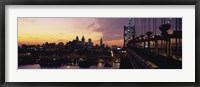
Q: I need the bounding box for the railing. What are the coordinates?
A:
[126,47,152,69]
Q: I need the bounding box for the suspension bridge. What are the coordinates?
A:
[120,18,182,69]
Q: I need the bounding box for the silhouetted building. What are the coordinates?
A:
[88,38,92,44]
[81,36,85,43]
[58,42,64,46]
[76,36,79,41]
[88,38,93,46]
[100,38,103,46]
[88,38,93,49]
[100,38,105,48]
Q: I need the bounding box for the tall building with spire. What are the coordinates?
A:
[81,36,85,43]
[76,36,79,41]
[81,36,85,46]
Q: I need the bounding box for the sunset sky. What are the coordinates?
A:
[18,18,181,47]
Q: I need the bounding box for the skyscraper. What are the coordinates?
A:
[100,38,103,46]
[100,38,105,48]
[81,36,85,43]
[88,38,93,49]
[88,38,92,45]
[76,36,79,41]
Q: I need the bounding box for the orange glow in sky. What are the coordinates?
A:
[18,18,124,47]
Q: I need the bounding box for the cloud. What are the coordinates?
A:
[88,22,101,29]
[91,18,128,41]
[88,22,95,28]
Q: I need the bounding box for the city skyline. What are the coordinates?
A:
[18,18,125,47]
[18,18,182,69]
[18,18,181,47]
[19,35,120,48]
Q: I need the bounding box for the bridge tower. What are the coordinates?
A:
[124,18,136,47]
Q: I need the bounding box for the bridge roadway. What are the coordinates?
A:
[120,47,151,69]
[120,47,182,69]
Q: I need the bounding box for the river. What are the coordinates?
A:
[18,63,120,69]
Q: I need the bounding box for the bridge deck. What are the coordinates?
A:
[121,47,182,69]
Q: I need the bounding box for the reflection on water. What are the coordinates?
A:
[18,63,120,69]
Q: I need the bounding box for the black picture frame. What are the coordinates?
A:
[0,0,199,87]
